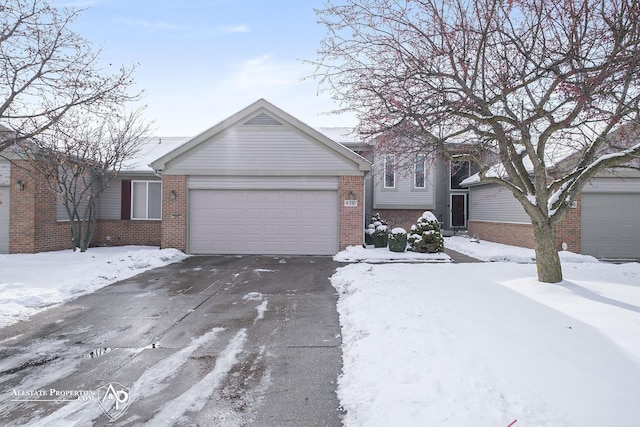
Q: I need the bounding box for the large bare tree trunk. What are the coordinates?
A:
[532,220,563,283]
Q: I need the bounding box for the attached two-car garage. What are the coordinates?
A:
[151,99,370,256]
[189,188,338,255]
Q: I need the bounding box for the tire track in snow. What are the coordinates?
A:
[145,329,248,426]
[28,328,224,426]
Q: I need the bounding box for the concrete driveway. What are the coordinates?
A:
[0,256,344,426]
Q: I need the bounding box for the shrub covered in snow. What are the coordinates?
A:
[388,227,407,253]
[365,224,375,245]
[372,224,389,248]
[366,213,389,247]
[408,211,444,253]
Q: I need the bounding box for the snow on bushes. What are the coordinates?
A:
[408,211,445,253]
[388,228,407,252]
[366,213,389,248]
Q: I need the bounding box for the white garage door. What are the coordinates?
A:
[189,189,338,255]
[582,193,640,259]
[0,186,9,253]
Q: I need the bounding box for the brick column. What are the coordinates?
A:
[161,175,188,252]
[9,161,36,253]
[338,175,365,250]
[555,194,582,252]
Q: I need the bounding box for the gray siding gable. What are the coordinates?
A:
[166,121,360,176]
[151,99,371,176]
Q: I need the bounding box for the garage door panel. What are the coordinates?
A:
[582,193,640,259]
[189,189,338,255]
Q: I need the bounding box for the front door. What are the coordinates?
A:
[451,194,467,228]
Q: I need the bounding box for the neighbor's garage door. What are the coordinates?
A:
[189,189,338,255]
[582,193,640,259]
[0,186,9,253]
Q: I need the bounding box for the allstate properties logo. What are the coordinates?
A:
[97,382,130,421]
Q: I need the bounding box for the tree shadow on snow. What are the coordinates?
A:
[558,280,640,314]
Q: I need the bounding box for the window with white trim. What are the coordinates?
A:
[132,181,162,219]
[384,154,395,188]
[415,155,426,188]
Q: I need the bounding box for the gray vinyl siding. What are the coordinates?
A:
[434,158,450,224]
[166,125,357,176]
[468,184,531,224]
[582,177,640,193]
[372,154,436,209]
[188,176,339,190]
[0,159,10,186]
[98,178,123,220]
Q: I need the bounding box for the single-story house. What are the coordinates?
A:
[0,99,371,255]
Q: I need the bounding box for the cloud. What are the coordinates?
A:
[115,18,249,36]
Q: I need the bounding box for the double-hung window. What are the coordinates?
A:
[132,181,162,220]
[384,154,395,188]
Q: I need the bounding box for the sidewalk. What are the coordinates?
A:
[444,248,483,263]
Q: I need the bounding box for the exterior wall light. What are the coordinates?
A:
[169,189,177,200]
[16,180,25,191]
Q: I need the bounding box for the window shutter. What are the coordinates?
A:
[121,180,131,220]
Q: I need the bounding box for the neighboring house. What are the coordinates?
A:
[462,164,640,260]
[0,137,187,254]
[0,99,370,255]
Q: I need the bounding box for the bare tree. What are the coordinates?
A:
[0,0,138,151]
[314,0,640,283]
[22,108,150,252]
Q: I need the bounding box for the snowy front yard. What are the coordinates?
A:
[332,237,640,426]
[0,246,187,328]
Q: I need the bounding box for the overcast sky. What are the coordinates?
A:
[61,0,355,136]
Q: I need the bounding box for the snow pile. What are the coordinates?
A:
[445,235,599,263]
[334,245,451,263]
[0,246,187,328]
[332,261,640,426]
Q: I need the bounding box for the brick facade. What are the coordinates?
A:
[93,220,161,247]
[467,220,536,248]
[468,196,583,252]
[339,175,365,250]
[371,209,427,233]
[160,175,188,252]
[9,160,69,253]
[7,160,164,254]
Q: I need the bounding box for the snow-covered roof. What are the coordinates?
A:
[122,137,189,173]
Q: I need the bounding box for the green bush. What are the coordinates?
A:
[408,211,445,253]
[365,224,375,245]
[372,225,389,248]
[388,228,407,252]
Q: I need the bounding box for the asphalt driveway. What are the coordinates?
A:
[0,256,344,426]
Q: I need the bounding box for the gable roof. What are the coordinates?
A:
[150,99,371,173]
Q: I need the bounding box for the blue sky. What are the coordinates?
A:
[61,0,354,136]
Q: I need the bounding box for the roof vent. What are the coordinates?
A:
[243,112,283,126]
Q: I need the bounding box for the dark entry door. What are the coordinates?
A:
[451,194,466,227]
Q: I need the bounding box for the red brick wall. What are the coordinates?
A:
[467,220,536,249]
[555,194,582,253]
[339,176,365,249]
[160,175,187,252]
[371,209,427,233]
[9,160,67,253]
[9,160,37,253]
[93,220,161,247]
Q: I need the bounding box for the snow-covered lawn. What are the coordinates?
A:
[0,246,187,328]
[332,239,640,426]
